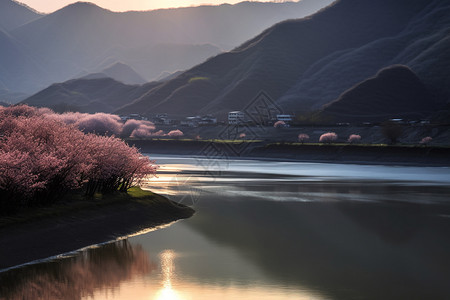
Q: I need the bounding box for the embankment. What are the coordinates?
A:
[129,139,450,166]
[0,191,194,270]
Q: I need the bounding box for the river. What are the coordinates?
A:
[1,155,450,299]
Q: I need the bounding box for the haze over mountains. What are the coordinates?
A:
[79,62,147,85]
[23,77,160,113]
[113,0,450,121]
[0,0,331,101]
[0,0,41,31]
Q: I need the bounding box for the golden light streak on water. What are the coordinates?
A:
[155,250,184,300]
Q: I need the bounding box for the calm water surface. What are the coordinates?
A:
[1,155,450,299]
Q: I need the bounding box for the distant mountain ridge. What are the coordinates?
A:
[0,0,41,31]
[80,62,147,85]
[22,77,161,113]
[2,0,331,96]
[116,0,450,120]
[19,0,450,123]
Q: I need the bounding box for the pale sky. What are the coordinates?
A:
[20,0,284,13]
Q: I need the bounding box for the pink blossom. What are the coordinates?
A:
[420,136,432,145]
[130,125,159,138]
[319,132,338,143]
[168,129,184,137]
[0,105,158,206]
[348,134,361,144]
[298,134,309,143]
[274,121,286,128]
[122,120,155,138]
[75,113,122,136]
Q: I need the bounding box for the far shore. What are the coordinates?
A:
[0,189,194,271]
[128,139,450,167]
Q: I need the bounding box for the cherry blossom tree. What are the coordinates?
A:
[0,105,158,209]
[168,129,184,138]
[420,136,432,145]
[75,113,123,136]
[274,121,286,128]
[298,134,309,144]
[348,134,361,144]
[319,132,338,143]
[122,120,155,138]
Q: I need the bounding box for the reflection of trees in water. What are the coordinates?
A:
[0,240,155,300]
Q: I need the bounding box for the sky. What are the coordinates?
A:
[20,0,284,13]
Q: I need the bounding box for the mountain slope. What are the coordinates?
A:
[81,62,147,85]
[0,28,48,95]
[8,0,331,94]
[317,65,435,122]
[278,0,450,112]
[117,0,440,117]
[0,0,42,31]
[22,78,162,113]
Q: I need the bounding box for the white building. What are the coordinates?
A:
[228,111,246,125]
[276,114,295,123]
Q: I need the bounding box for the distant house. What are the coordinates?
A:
[182,116,201,127]
[181,115,218,127]
[201,115,217,125]
[228,111,246,125]
[120,113,146,121]
[276,114,294,123]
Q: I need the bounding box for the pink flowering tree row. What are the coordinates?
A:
[0,105,157,210]
[41,110,178,138]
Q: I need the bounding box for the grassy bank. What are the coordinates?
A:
[0,188,194,270]
[0,187,192,228]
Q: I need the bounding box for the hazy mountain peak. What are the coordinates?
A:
[57,1,109,14]
[101,62,147,85]
[0,0,42,31]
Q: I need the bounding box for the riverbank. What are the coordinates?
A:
[0,188,194,270]
[128,139,450,167]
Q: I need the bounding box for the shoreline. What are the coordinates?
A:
[129,139,450,167]
[0,191,194,271]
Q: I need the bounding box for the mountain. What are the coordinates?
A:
[115,43,223,82]
[7,0,331,95]
[317,65,435,123]
[117,0,449,118]
[80,62,147,85]
[0,28,48,96]
[21,78,162,113]
[278,0,450,113]
[0,0,42,32]
[432,102,450,125]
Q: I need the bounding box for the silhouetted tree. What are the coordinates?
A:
[382,121,403,144]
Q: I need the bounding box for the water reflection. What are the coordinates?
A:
[0,241,154,300]
[156,250,182,300]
